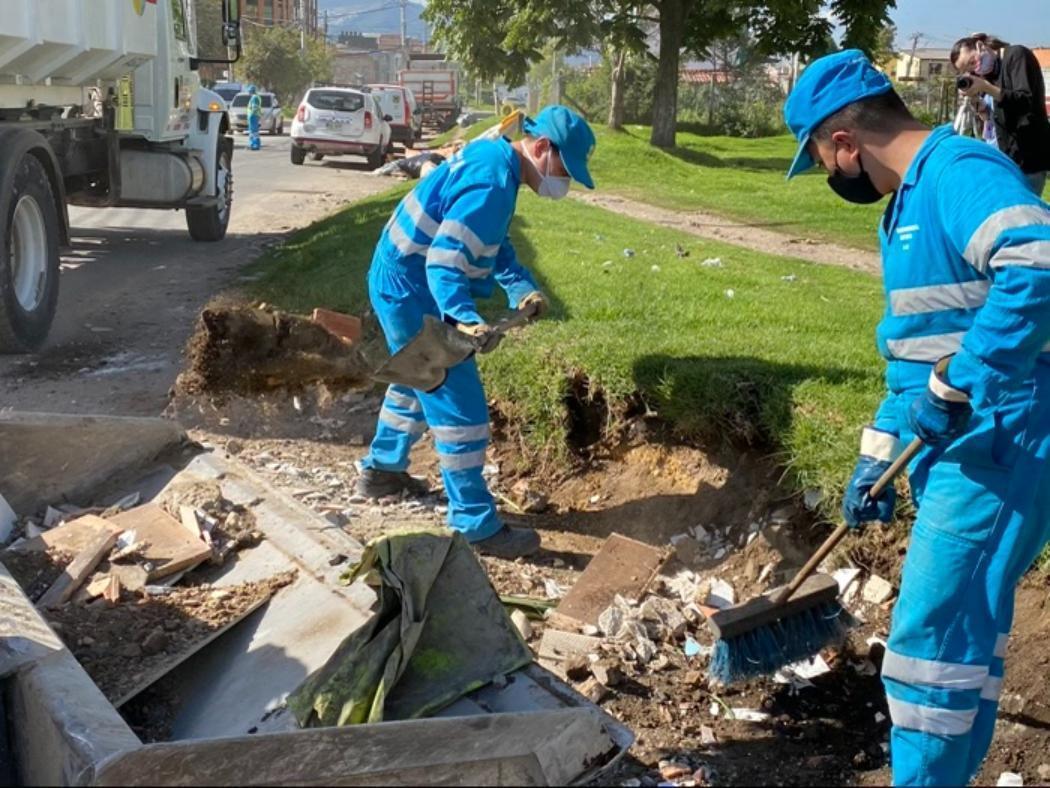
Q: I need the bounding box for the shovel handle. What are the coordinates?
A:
[770,437,924,606]
[492,308,535,335]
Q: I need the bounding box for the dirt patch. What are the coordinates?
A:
[573,192,882,276]
[174,304,375,398]
[45,572,295,705]
[1,549,76,602]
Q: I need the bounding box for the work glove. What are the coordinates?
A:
[907,356,973,446]
[458,322,502,354]
[842,427,900,528]
[519,291,549,319]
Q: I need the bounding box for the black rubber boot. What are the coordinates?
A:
[473,526,541,559]
[354,468,431,499]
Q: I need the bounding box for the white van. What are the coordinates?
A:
[367,84,421,144]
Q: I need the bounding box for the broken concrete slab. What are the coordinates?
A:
[37,527,120,608]
[537,629,602,678]
[6,514,122,556]
[862,575,895,605]
[549,534,666,630]
[0,412,186,517]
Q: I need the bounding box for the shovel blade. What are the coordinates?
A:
[372,315,476,392]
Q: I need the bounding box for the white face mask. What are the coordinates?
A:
[525,141,571,200]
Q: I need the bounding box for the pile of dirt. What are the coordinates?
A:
[2,548,76,602]
[46,572,295,704]
[174,304,374,397]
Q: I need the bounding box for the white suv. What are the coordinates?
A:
[290,87,392,168]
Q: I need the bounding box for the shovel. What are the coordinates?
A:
[372,309,534,392]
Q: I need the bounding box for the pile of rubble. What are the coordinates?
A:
[0,482,289,710]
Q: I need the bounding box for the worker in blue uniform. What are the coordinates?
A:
[247,85,262,151]
[355,105,597,559]
[785,50,1050,786]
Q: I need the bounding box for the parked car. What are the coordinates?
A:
[366,83,421,144]
[229,91,284,135]
[212,81,243,110]
[290,87,392,168]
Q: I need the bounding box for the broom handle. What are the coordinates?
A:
[771,437,924,606]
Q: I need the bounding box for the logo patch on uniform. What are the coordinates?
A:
[896,223,920,252]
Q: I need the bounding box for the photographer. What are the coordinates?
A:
[951,33,1050,194]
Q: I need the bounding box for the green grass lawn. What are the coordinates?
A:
[250,185,887,511]
[424,114,502,148]
[588,125,887,251]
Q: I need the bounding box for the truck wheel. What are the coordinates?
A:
[291,144,306,165]
[367,146,384,169]
[186,145,232,242]
[0,152,61,353]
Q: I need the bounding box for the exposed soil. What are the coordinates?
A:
[45,572,295,705]
[1,549,76,603]
[572,192,882,276]
[174,304,375,397]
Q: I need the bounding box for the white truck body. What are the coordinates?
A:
[0,0,241,353]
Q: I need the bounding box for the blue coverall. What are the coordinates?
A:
[859,125,1050,785]
[362,137,539,541]
[248,93,262,150]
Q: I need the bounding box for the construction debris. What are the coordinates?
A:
[37,527,120,608]
[550,534,665,629]
[510,609,533,640]
[862,575,895,605]
[107,505,212,581]
[0,492,16,542]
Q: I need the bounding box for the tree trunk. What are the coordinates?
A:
[608,49,626,129]
[650,0,686,148]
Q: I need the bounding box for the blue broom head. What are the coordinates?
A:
[708,600,852,685]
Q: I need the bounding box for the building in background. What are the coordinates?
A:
[895,48,952,82]
[239,0,319,34]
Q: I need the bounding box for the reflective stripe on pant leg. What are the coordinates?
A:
[416,358,501,542]
[363,385,427,472]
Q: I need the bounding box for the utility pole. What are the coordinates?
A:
[297,0,305,52]
[400,0,409,72]
[551,47,560,105]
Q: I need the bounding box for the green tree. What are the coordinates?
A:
[425,0,897,148]
[240,25,332,105]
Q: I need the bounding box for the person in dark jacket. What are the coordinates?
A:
[951,33,1050,195]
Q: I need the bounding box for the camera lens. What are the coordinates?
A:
[957,76,973,90]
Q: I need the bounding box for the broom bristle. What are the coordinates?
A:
[707,601,852,685]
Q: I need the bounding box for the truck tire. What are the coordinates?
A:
[0,152,61,353]
[291,144,306,165]
[186,144,233,242]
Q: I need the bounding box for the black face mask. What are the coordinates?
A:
[827,159,885,204]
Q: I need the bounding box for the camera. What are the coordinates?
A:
[957,75,974,90]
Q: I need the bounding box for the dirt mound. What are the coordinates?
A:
[175,305,375,397]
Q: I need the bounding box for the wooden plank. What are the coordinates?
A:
[106,505,211,581]
[8,514,122,555]
[37,529,120,608]
[113,593,273,708]
[549,533,666,629]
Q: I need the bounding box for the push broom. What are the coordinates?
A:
[706,437,923,684]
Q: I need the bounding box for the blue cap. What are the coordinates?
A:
[247,84,257,94]
[523,105,596,189]
[784,49,893,179]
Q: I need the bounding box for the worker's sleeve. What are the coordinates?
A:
[425,181,514,326]
[858,391,904,461]
[937,153,1050,411]
[997,47,1040,115]
[492,236,540,309]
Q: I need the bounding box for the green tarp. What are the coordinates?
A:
[288,530,533,727]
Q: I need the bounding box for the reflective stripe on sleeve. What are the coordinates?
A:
[426,246,492,279]
[437,219,500,260]
[988,240,1050,270]
[860,427,903,462]
[964,205,1050,273]
[387,219,429,257]
[403,192,440,238]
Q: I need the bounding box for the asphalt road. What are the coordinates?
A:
[0,136,392,417]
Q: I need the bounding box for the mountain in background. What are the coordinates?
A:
[318,0,428,40]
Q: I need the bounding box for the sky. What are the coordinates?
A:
[889,0,1050,51]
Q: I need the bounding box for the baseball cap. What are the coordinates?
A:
[784,49,893,179]
[523,105,596,189]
